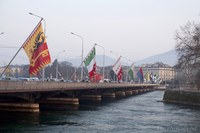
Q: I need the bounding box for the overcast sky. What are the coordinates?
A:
[0,0,200,66]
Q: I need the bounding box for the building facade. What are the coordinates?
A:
[142,67,175,81]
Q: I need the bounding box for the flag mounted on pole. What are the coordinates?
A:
[144,71,150,83]
[84,46,96,82]
[23,20,51,76]
[137,67,144,83]
[112,56,122,81]
[128,63,134,81]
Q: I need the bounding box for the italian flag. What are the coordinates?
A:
[84,46,96,81]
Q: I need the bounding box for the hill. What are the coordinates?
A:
[0,49,178,67]
[135,50,177,67]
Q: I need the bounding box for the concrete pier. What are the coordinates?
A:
[0,103,39,112]
[39,98,79,105]
[115,91,125,98]
[125,91,133,96]
[79,95,101,103]
[101,93,115,100]
[138,89,144,94]
[132,90,139,95]
[39,98,79,110]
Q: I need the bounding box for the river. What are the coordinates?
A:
[0,91,200,133]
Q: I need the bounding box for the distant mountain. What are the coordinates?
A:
[0,49,178,67]
[135,49,178,67]
[68,50,178,67]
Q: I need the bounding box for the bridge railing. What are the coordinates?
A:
[0,81,157,93]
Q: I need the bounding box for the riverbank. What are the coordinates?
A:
[163,89,200,107]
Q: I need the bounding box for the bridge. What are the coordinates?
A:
[0,81,158,112]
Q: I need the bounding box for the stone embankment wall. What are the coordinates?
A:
[163,89,200,107]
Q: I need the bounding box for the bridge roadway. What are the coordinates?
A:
[0,81,158,93]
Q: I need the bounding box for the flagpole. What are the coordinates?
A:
[110,51,119,82]
[122,56,133,82]
[95,43,105,80]
[0,19,43,78]
[70,32,84,81]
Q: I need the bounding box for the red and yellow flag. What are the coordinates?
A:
[23,22,51,76]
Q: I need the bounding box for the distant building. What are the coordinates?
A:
[142,67,175,81]
[0,65,22,77]
[135,62,175,82]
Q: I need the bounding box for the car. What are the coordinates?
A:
[99,79,111,83]
[18,77,30,81]
[103,79,111,83]
[0,77,17,81]
[29,77,39,81]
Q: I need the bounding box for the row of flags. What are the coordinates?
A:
[19,19,160,83]
[82,46,160,83]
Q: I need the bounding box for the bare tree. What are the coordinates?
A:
[175,20,200,86]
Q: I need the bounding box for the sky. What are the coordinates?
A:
[0,0,200,66]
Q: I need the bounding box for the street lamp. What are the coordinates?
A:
[29,12,46,81]
[70,32,84,81]
[95,43,105,80]
[110,51,119,57]
[56,50,66,79]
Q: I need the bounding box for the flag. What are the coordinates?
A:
[112,56,122,81]
[23,21,51,76]
[153,74,159,83]
[128,63,134,80]
[150,73,153,82]
[84,46,96,81]
[144,71,150,82]
[137,67,144,82]
[94,73,103,82]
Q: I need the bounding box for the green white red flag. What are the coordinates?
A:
[112,56,122,81]
[84,46,96,82]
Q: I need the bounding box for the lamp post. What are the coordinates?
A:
[70,32,84,81]
[29,12,46,81]
[56,50,66,79]
[110,51,119,57]
[95,43,105,80]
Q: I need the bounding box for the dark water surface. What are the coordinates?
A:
[0,91,200,133]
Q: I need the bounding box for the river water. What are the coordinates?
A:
[0,91,200,133]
